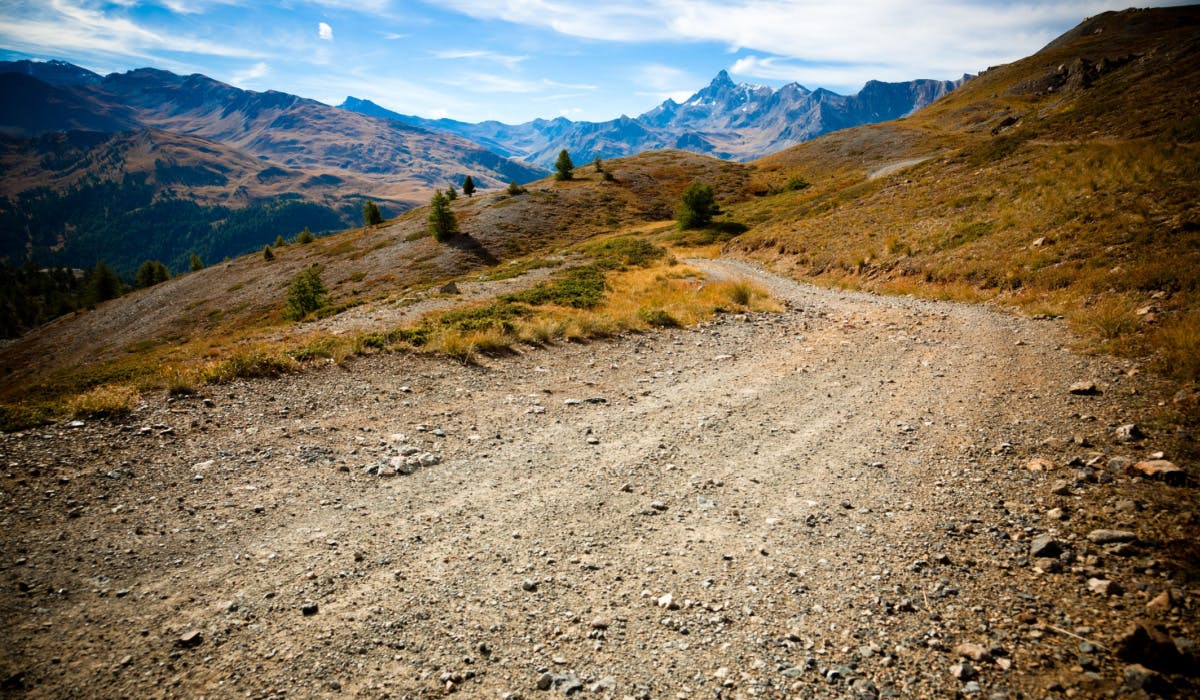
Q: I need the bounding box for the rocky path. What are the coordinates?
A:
[1,259,1195,699]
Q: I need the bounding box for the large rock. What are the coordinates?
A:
[1029,535,1063,559]
[1127,460,1185,485]
[1114,620,1187,673]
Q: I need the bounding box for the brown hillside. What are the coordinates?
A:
[729,5,1200,388]
[0,150,750,413]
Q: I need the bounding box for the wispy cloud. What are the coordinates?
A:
[436,0,1151,87]
[318,22,334,41]
[432,49,527,70]
[0,0,264,63]
[440,72,595,95]
[631,63,696,103]
[230,61,270,86]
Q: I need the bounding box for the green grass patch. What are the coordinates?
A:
[503,265,608,309]
[582,237,667,269]
[481,258,561,281]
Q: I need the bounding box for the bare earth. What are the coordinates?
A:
[2,260,1195,699]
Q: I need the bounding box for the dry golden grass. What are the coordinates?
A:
[1153,311,1200,382]
[68,384,140,419]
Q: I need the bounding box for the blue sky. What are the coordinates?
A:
[0,1,1187,124]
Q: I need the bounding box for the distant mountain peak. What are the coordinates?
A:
[0,58,102,87]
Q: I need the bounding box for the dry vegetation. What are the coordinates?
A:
[726,7,1200,395]
[1,7,1196,446]
[0,152,768,430]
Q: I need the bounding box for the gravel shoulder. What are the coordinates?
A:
[1,259,1195,699]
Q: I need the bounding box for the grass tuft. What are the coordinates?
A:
[68,384,140,419]
[200,351,296,384]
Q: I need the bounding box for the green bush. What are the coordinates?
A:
[639,308,680,327]
[284,266,328,320]
[503,265,607,308]
[676,181,720,230]
[584,237,666,268]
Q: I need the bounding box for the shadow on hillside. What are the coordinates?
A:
[447,233,498,266]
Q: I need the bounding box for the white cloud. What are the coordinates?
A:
[0,0,265,63]
[230,61,270,86]
[432,49,528,70]
[440,73,596,95]
[318,22,334,41]
[437,0,1154,85]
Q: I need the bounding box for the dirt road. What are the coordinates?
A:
[1,259,1194,699]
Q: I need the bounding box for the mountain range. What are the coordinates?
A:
[341,70,968,166]
[0,58,963,280]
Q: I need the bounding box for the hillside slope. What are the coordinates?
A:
[0,149,747,403]
[0,65,547,279]
[728,5,1200,384]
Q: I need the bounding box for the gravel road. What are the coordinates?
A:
[2,260,1195,699]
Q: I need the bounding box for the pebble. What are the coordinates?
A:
[177,630,203,648]
[1029,535,1062,559]
[954,642,991,662]
[950,661,977,681]
[1086,578,1123,596]
[301,602,319,616]
[1146,590,1173,615]
[1086,529,1135,544]
[1068,381,1098,395]
[521,579,538,592]
[1113,424,1144,442]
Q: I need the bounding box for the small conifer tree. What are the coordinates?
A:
[676,181,720,230]
[363,200,383,226]
[135,260,170,288]
[263,245,275,261]
[87,260,123,304]
[284,265,328,320]
[274,235,286,248]
[296,227,315,244]
[594,156,603,172]
[507,180,526,195]
[554,149,574,181]
[446,184,457,201]
[189,253,204,271]
[428,190,459,242]
[462,175,476,197]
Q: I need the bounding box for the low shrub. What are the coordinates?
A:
[68,384,139,419]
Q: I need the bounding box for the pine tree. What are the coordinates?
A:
[507,180,526,195]
[284,265,328,320]
[462,175,476,197]
[189,253,204,272]
[135,260,170,288]
[446,184,457,201]
[363,200,383,226]
[428,190,459,242]
[274,235,286,248]
[296,227,315,244]
[263,245,275,261]
[554,149,574,181]
[594,156,603,172]
[676,181,720,230]
[86,260,123,304]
